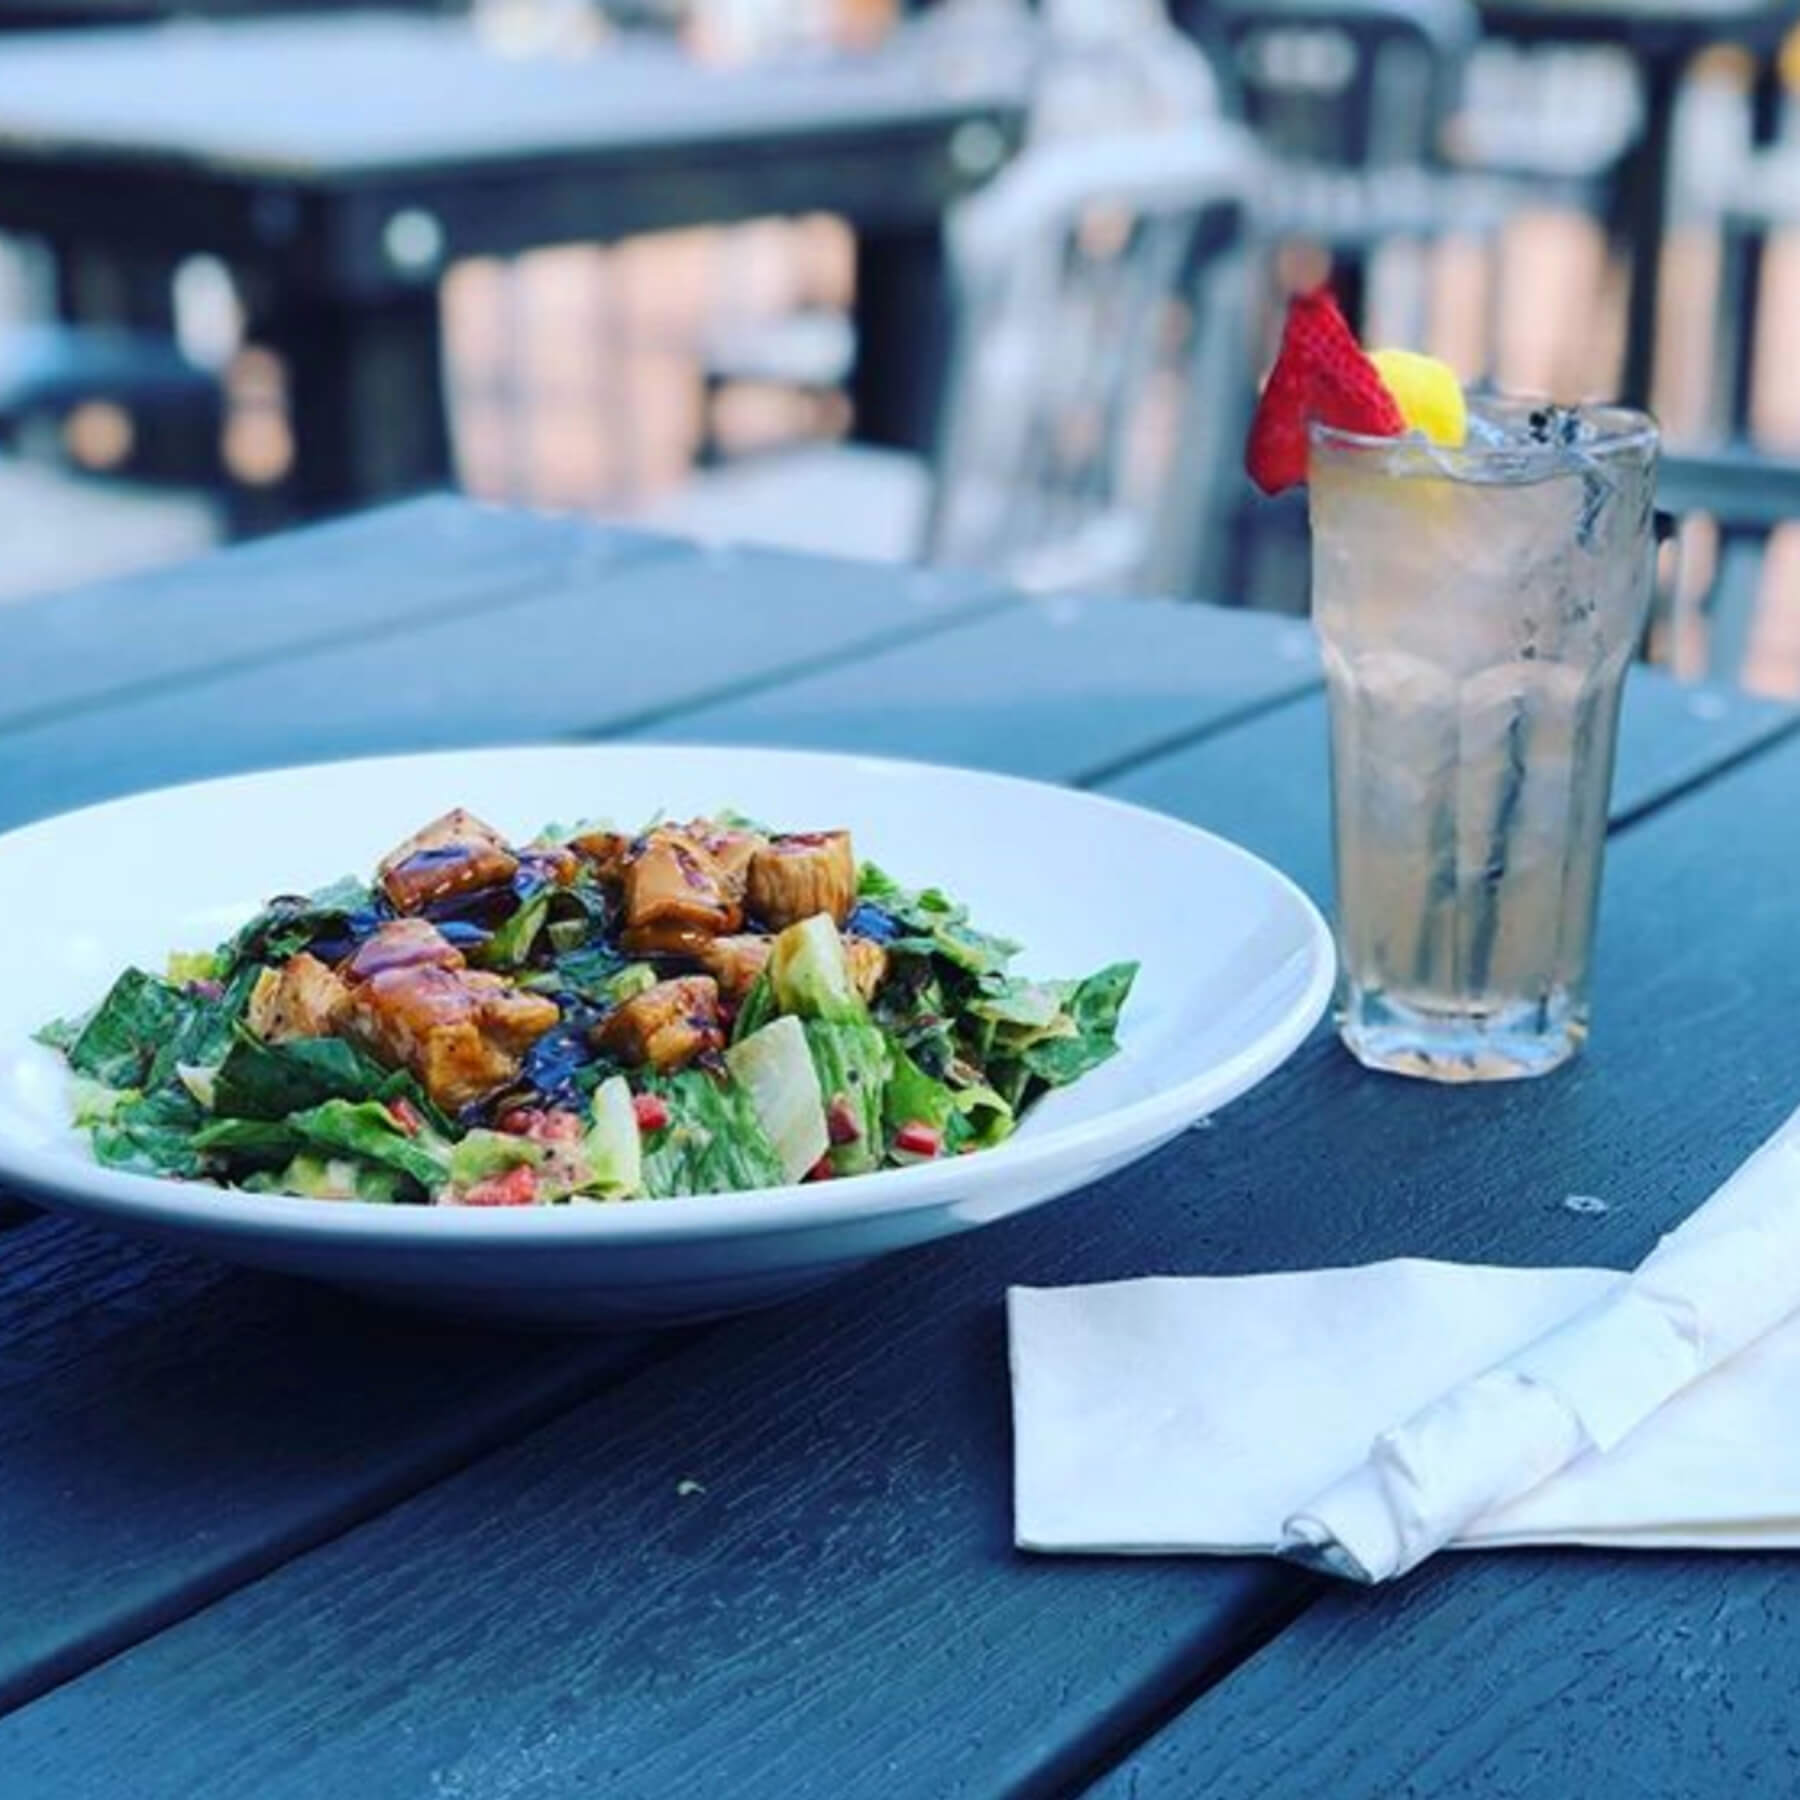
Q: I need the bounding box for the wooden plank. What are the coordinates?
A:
[0,496,675,732]
[1088,724,1800,1800]
[0,1217,671,1716]
[629,595,1320,783]
[1107,669,1800,900]
[0,548,1009,831]
[2,684,1792,1797]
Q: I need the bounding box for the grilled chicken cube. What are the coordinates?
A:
[245,953,351,1043]
[347,964,559,1111]
[620,920,719,959]
[846,935,889,1004]
[746,830,856,929]
[343,917,465,981]
[377,808,519,913]
[568,827,632,888]
[684,820,766,902]
[595,975,724,1073]
[696,933,773,1003]
[517,843,582,889]
[624,828,742,939]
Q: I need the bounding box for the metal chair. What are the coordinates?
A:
[1656,447,1800,687]
[642,121,1260,599]
[1191,0,1481,344]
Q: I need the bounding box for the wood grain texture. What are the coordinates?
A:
[0,1214,675,1715]
[3,683,1793,1799]
[1105,671,1800,904]
[629,594,1320,783]
[0,546,1007,830]
[1091,728,1800,1800]
[0,497,672,733]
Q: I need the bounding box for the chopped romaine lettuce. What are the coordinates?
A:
[218,875,378,974]
[521,943,627,1004]
[730,968,778,1044]
[446,1129,541,1192]
[88,1084,209,1177]
[166,949,221,986]
[769,915,865,1024]
[210,1031,394,1121]
[471,890,550,971]
[726,1016,828,1183]
[250,1153,410,1204]
[803,1019,890,1176]
[1017,962,1137,1086]
[640,1071,787,1198]
[65,968,190,1089]
[582,1076,644,1199]
[856,863,1019,976]
[287,1099,450,1191]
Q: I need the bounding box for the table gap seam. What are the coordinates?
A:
[0,529,687,744]
[1031,1575,1327,1800]
[581,589,1023,743]
[0,1323,714,1722]
[1071,675,1325,790]
[1607,705,1800,834]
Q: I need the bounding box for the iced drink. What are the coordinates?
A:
[1309,401,1658,1080]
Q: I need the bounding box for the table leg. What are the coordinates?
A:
[51,242,220,486]
[851,222,951,455]
[1614,51,1682,412]
[257,284,454,521]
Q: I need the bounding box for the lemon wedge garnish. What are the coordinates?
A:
[1368,349,1467,447]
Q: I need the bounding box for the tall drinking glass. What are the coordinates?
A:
[1309,401,1659,1081]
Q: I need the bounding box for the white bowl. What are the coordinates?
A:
[0,746,1332,1326]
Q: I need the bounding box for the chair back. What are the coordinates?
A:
[1655,449,1800,688]
[1201,0,1476,171]
[923,123,1260,597]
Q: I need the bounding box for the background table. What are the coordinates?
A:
[0,16,1025,516]
[2,501,1799,1795]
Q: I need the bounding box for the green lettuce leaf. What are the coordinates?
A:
[89,1084,209,1177]
[803,1019,890,1176]
[856,863,1018,977]
[640,1071,787,1198]
[211,1030,394,1121]
[470,890,550,972]
[286,1099,449,1191]
[1018,962,1138,1086]
[218,875,376,974]
[64,968,190,1089]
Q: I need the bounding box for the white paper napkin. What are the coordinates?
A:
[1010,1104,1800,1580]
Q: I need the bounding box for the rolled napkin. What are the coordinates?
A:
[1010,1103,1800,1580]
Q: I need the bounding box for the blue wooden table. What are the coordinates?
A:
[2,498,1799,1797]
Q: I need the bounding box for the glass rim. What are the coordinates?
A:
[1308,397,1659,471]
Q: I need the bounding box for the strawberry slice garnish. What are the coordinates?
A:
[1244,288,1405,495]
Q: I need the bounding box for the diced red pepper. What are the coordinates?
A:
[632,1091,671,1133]
[528,1109,584,1144]
[825,1096,862,1146]
[805,1153,836,1182]
[892,1120,942,1159]
[386,1097,425,1137]
[497,1107,540,1136]
[459,1165,538,1207]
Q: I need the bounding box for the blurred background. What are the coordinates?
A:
[3,0,1799,689]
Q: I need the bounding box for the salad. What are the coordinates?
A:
[36,806,1137,1206]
